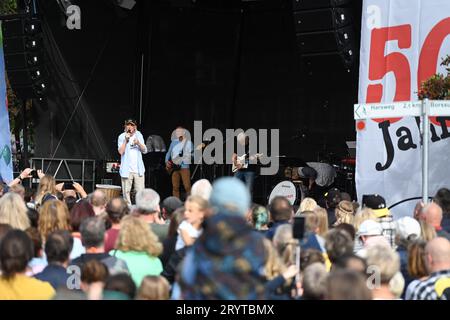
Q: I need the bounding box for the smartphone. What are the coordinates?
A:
[31,170,39,179]
[293,216,305,240]
[63,182,75,190]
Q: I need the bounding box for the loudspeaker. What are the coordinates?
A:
[12,83,47,98]
[303,44,355,70]
[3,35,43,55]
[2,16,48,99]
[1,17,42,36]
[296,25,354,54]
[7,67,48,86]
[294,7,353,32]
[292,0,351,10]
[4,52,44,70]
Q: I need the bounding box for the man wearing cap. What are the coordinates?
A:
[118,119,147,204]
[356,220,384,247]
[362,194,396,248]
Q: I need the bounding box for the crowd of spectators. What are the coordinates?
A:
[0,168,450,300]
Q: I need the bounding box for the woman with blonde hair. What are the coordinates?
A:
[35,174,57,208]
[419,220,437,241]
[112,215,163,287]
[176,195,208,250]
[262,238,298,299]
[0,192,30,230]
[353,207,377,231]
[297,197,317,215]
[38,200,85,260]
[273,224,298,266]
[333,200,355,227]
[313,207,329,237]
[137,276,170,300]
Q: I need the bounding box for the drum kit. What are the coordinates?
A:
[266,156,308,206]
[266,155,356,206]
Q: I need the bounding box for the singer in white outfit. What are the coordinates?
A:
[118,119,147,204]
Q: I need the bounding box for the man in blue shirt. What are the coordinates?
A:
[165,127,193,199]
[118,119,147,204]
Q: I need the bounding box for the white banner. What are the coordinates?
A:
[357,0,450,218]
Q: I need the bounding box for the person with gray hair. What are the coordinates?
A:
[365,244,403,299]
[69,217,129,276]
[190,179,212,201]
[135,189,168,242]
[89,190,107,216]
[301,262,327,300]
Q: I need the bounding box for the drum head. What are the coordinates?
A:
[268,180,297,205]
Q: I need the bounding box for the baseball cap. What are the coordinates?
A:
[395,217,421,240]
[362,194,390,218]
[124,119,137,126]
[358,220,383,237]
[209,177,250,216]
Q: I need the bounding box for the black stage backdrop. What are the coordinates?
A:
[31,0,361,192]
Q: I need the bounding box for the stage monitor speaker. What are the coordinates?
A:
[294,7,353,32]
[296,25,354,54]
[292,0,351,10]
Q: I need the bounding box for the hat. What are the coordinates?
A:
[124,119,137,126]
[362,194,390,218]
[395,217,421,240]
[358,220,383,237]
[209,177,250,216]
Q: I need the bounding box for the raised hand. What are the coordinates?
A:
[37,169,45,179]
[19,168,33,179]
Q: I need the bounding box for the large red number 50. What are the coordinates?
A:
[366,25,412,123]
[418,17,450,127]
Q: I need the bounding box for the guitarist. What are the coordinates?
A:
[165,126,193,199]
[231,132,257,195]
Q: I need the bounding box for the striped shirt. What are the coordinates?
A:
[408,270,450,300]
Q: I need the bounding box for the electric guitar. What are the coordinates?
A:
[166,143,205,175]
[232,153,263,173]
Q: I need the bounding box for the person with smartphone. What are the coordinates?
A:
[118,119,148,204]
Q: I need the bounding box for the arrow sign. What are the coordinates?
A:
[354,100,450,120]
